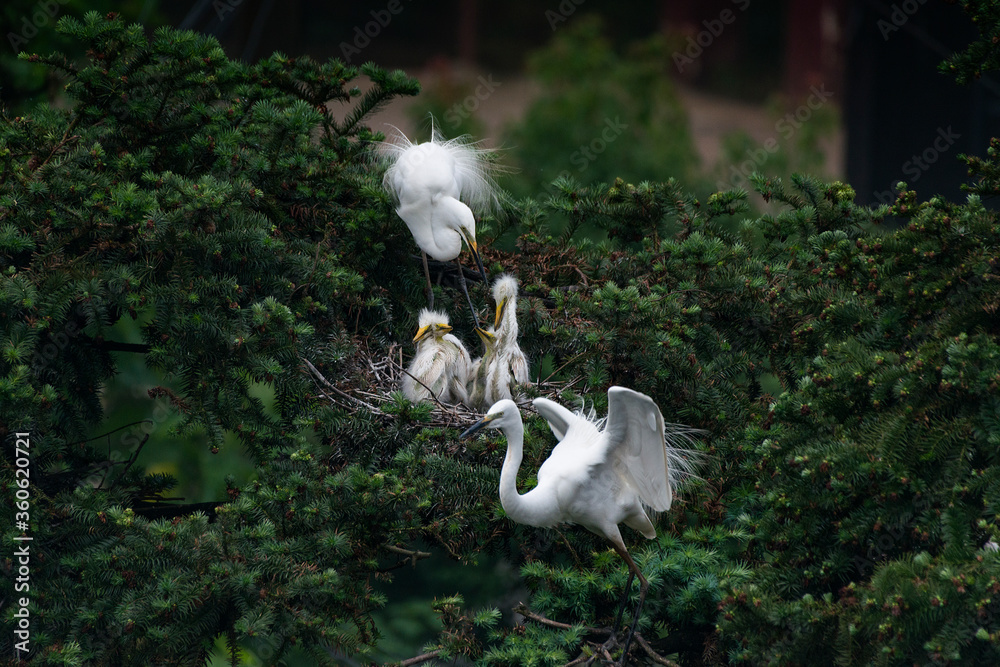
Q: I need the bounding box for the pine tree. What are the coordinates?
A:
[5,6,1000,667]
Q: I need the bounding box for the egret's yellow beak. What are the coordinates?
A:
[438,323,452,334]
[494,298,507,330]
[474,327,495,345]
[413,325,431,342]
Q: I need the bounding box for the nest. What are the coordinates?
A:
[303,338,581,429]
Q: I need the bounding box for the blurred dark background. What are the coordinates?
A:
[4,1,997,663]
[5,1,999,205]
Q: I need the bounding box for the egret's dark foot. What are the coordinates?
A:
[422,252,434,309]
[455,259,480,330]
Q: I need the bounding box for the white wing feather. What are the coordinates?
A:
[380,124,500,216]
[604,386,673,511]
[532,397,577,441]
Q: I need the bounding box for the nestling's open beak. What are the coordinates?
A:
[474,327,495,345]
[460,412,500,439]
[413,325,431,342]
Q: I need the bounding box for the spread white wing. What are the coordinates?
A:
[603,386,672,511]
[532,397,577,442]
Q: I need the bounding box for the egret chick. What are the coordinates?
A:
[461,387,701,664]
[491,273,530,386]
[466,326,498,410]
[402,309,472,405]
[466,325,521,410]
[380,124,499,326]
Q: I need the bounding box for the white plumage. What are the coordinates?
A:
[461,386,701,662]
[491,273,530,387]
[401,309,471,405]
[463,275,530,410]
[380,124,498,320]
[466,326,497,410]
[381,126,498,262]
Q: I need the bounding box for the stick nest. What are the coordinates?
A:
[304,338,581,430]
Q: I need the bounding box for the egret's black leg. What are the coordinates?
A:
[455,259,479,330]
[472,244,488,285]
[422,251,434,309]
[612,569,636,635]
[612,545,648,667]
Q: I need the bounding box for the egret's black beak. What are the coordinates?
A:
[471,241,488,286]
[460,412,499,439]
[462,230,488,285]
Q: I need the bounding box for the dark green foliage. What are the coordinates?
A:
[939,0,1000,84]
[0,12,439,666]
[502,16,698,200]
[6,9,1000,667]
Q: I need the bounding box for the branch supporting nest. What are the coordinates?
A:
[514,603,679,667]
[303,340,562,431]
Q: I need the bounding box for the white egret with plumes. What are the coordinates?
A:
[380,123,500,326]
[402,309,472,405]
[461,387,701,664]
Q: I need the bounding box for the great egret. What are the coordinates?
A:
[461,387,700,664]
[402,309,472,405]
[380,124,499,326]
[491,273,530,386]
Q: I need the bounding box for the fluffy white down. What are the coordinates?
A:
[402,311,471,405]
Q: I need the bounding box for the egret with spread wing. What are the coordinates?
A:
[461,387,701,664]
[380,124,498,327]
[402,309,472,405]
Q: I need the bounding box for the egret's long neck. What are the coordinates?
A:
[499,298,518,340]
[499,417,556,528]
[432,196,471,256]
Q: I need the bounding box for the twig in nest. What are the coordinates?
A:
[633,633,681,667]
[303,358,379,412]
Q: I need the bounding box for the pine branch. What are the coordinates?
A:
[393,650,442,667]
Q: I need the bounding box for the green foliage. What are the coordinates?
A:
[939,0,1000,84]
[503,15,698,200]
[5,9,1000,667]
